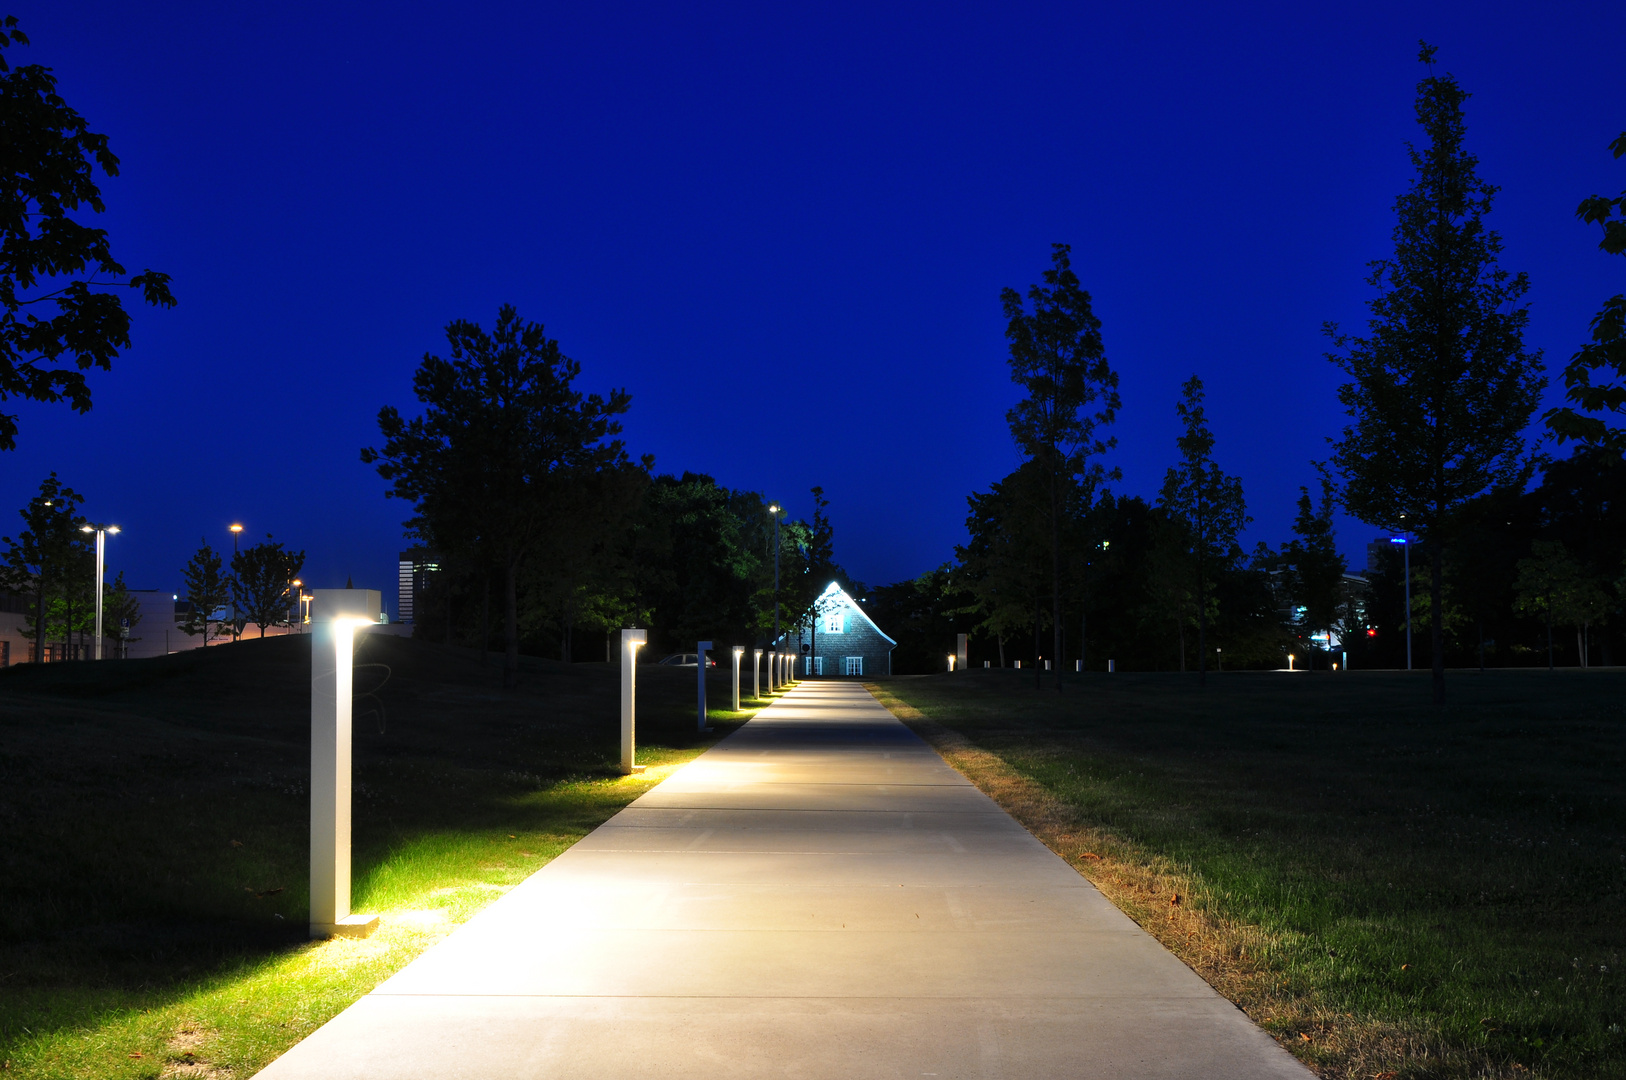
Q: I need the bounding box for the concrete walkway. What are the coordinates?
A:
[256,681,1311,1079]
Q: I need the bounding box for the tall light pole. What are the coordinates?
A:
[767,504,782,647]
[79,523,120,660]
[1389,530,1412,671]
[229,524,244,641]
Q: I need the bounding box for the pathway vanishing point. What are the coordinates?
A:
[255,680,1312,1079]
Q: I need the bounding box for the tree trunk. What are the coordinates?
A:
[33,580,45,663]
[997,635,1006,669]
[1546,599,1553,671]
[1050,466,1063,694]
[481,574,491,666]
[1430,544,1445,705]
[504,558,519,690]
[1196,552,1208,688]
[1033,594,1042,691]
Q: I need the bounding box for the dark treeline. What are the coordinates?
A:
[363,305,856,686]
[362,48,1626,696]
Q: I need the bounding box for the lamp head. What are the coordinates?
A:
[229,524,243,534]
[768,504,780,514]
[80,525,93,533]
[107,525,119,534]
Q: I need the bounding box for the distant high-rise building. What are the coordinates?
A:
[398,549,440,623]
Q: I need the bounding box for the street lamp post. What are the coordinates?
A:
[79,523,120,660]
[767,503,782,648]
[229,523,244,641]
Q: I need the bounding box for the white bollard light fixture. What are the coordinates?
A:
[732,646,744,711]
[309,588,383,940]
[1108,659,1115,673]
[753,648,763,700]
[956,632,968,672]
[947,653,955,672]
[620,628,647,774]
[767,649,776,692]
[1075,659,1082,672]
[697,640,713,732]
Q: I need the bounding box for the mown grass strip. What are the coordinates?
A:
[867,672,1626,1080]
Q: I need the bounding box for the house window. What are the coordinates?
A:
[807,656,823,675]
[843,656,862,676]
[824,608,844,633]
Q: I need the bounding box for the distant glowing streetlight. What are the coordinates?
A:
[79,523,120,660]
[1288,652,1296,672]
[1388,530,1413,671]
[947,653,955,672]
[767,503,784,648]
[229,524,245,641]
[291,579,303,630]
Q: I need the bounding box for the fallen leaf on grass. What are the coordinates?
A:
[1079,852,1102,860]
[1170,893,1182,906]
[1299,1033,1312,1042]
[1401,963,1410,970]
[508,834,517,839]
[129,1052,144,1059]
[1374,1072,1398,1079]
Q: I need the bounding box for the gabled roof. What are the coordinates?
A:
[813,581,896,646]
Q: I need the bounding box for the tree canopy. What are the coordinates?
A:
[0,17,175,451]
[1326,43,1543,703]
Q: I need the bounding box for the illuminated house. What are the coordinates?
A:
[779,581,896,677]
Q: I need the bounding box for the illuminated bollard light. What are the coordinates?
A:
[753,648,763,699]
[732,646,744,711]
[1108,659,1115,672]
[309,588,383,940]
[1014,660,1022,670]
[767,650,776,692]
[620,628,647,774]
[1076,660,1083,672]
[947,654,955,672]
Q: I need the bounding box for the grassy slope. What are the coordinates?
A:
[0,636,766,1079]
[871,669,1626,1080]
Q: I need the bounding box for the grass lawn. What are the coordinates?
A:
[869,668,1625,1080]
[0,634,778,1079]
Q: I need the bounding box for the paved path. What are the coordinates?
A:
[256,681,1311,1079]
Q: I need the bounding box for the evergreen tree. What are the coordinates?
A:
[1001,243,1120,691]
[179,541,230,646]
[1282,471,1346,667]
[1157,376,1248,685]
[1326,43,1543,704]
[0,473,86,662]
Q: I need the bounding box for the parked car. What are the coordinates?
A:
[655,653,716,668]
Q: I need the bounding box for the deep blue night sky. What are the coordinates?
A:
[2,2,1622,605]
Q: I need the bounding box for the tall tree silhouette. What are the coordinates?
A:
[1327,43,1543,704]
[1001,243,1119,691]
